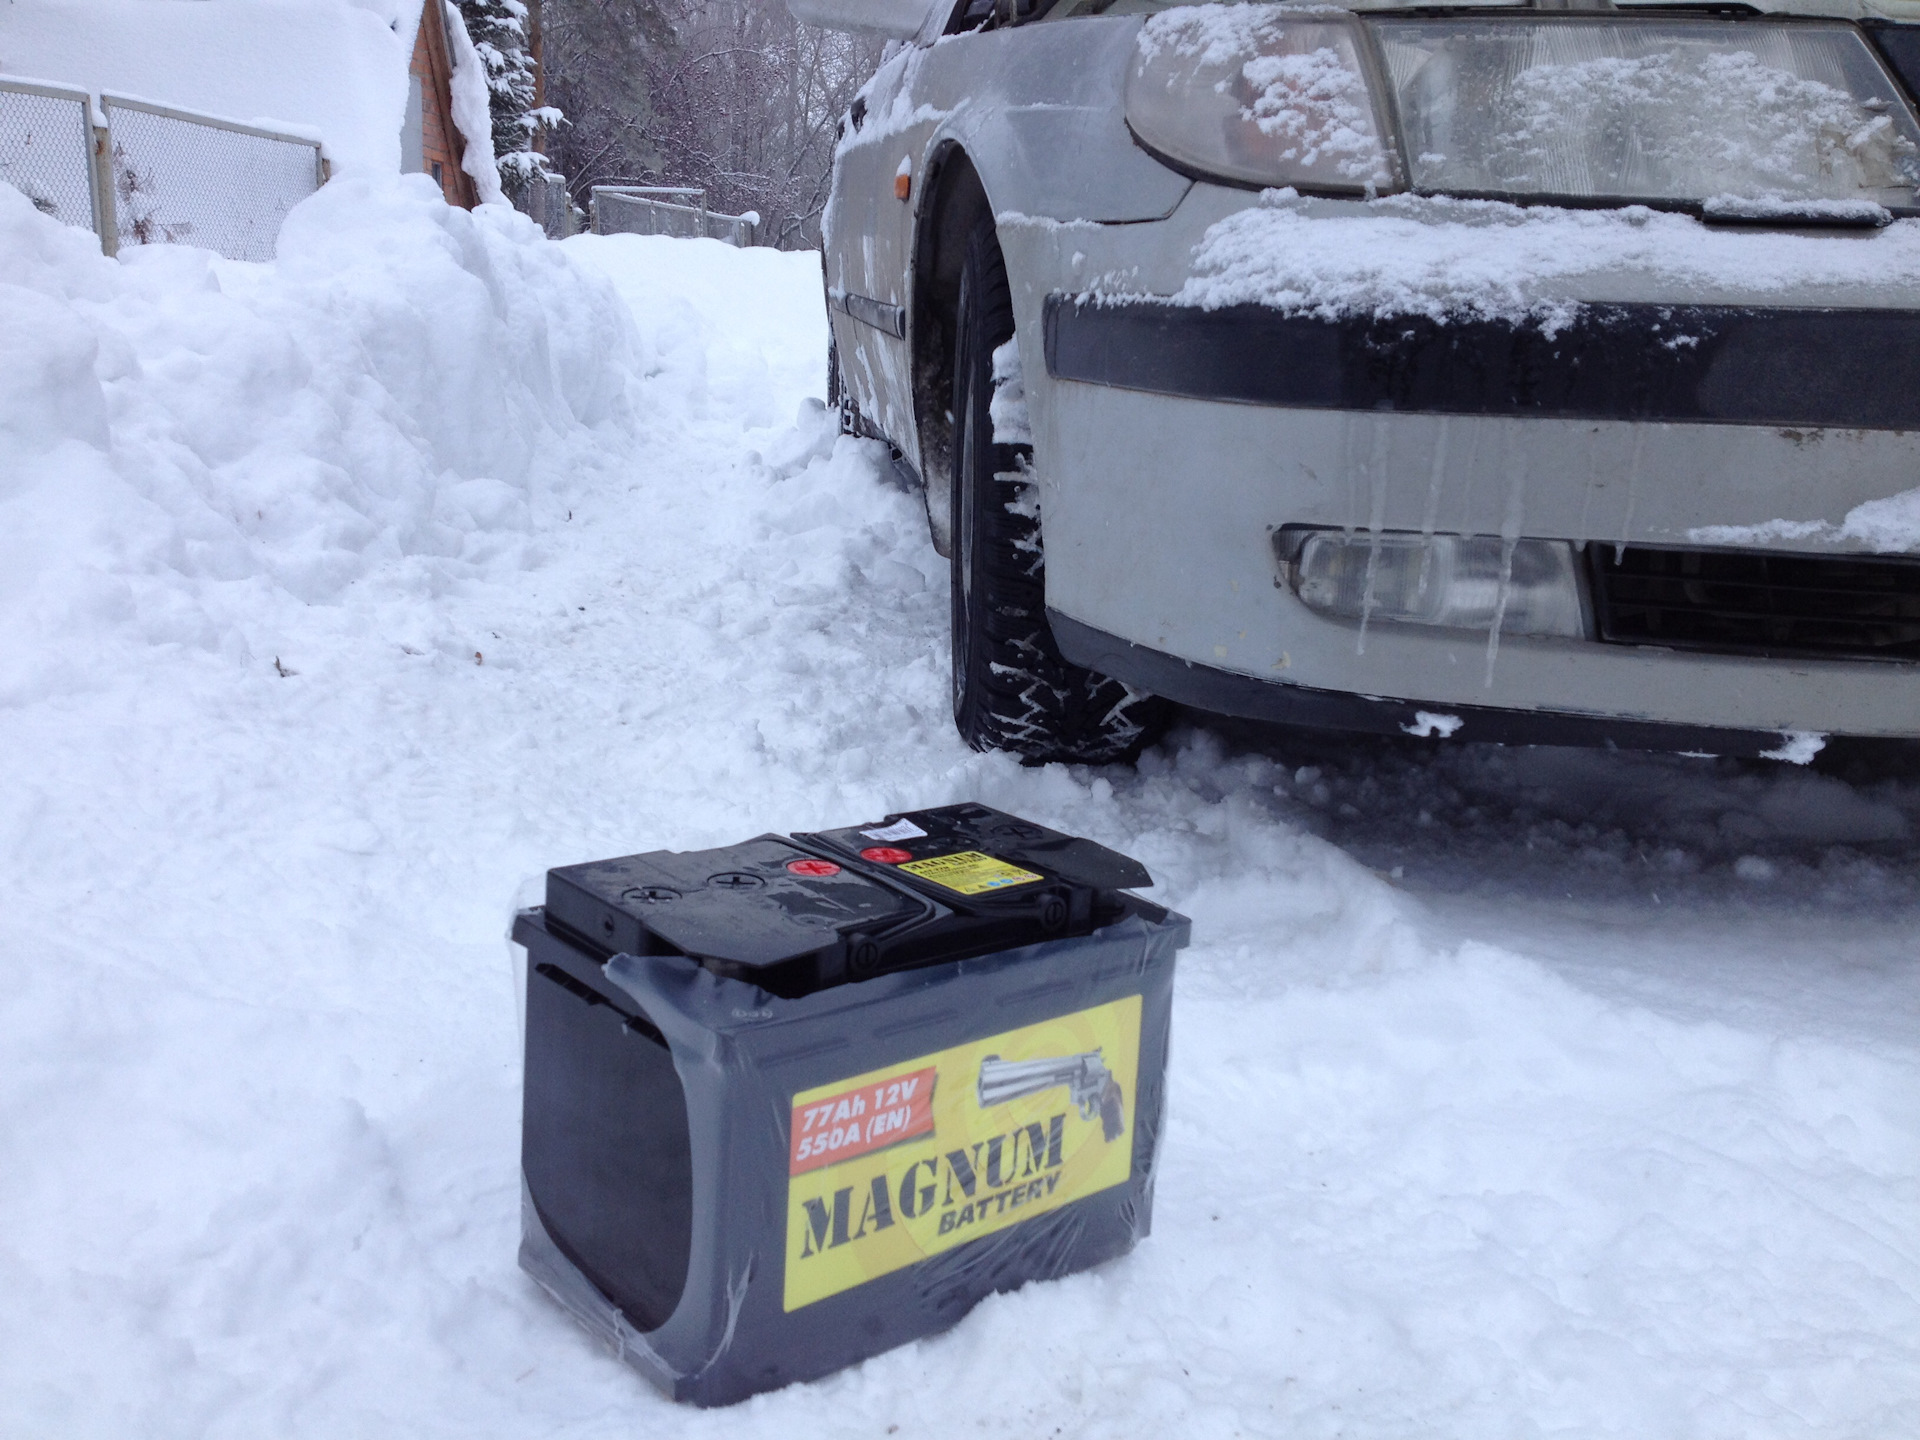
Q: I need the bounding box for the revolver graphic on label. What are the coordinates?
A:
[975,1051,1126,1142]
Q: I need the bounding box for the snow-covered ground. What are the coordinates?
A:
[3,177,1918,1437]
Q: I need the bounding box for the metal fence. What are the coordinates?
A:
[520,170,576,240]
[0,78,101,232]
[590,185,758,247]
[104,96,323,261]
[1,75,323,261]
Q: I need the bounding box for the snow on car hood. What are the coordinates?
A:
[1175,191,1920,326]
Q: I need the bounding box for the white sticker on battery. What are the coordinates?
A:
[860,817,928,843]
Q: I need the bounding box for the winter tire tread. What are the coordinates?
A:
[948,219,1168,765]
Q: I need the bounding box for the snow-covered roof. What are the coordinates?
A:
[0,0,465,180]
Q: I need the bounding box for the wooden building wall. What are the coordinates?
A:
[409,1,479,209]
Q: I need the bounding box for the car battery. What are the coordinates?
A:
[512,802,1189,1407]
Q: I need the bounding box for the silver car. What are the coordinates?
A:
[795,0,1920,764]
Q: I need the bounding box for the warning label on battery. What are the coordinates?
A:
[783,995,1140,1312]
[897,850,1043,896]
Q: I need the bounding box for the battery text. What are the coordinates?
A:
[790,1066,936,1174]
[937,1172,1061,1235]
[782,993,1143,1312]
[796,1111,1067,1256]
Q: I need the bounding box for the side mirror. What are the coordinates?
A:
[787,0,940,37]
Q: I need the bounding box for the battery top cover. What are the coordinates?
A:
[541,803,1157,997]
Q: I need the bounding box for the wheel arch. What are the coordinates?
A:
[910,141,994,558]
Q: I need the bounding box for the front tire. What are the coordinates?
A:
[827,328,855,436]
[948,220,1167,765]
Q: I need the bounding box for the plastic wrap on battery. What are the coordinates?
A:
[514,906,1187,1407]
[505,873,544,1048]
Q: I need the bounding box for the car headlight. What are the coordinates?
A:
[1124,6,1396,194]
[1123,5,1920,214]
[1376,17,1920,213]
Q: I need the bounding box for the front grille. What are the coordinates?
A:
[1590,545,1920,662]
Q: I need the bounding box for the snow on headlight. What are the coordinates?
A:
[1374,17,1920,213]
[1126,7,1920,215]
[1126,4,1395,194]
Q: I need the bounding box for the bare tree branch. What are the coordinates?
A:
[545,0,884,247]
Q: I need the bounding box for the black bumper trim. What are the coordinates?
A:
[1043,294,1920,431]
[1047,609,1817,756]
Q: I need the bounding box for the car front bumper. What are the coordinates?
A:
[994,186,1920,744]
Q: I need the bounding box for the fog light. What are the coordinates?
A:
[1288,531,1589,638]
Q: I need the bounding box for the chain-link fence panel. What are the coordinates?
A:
[708,211,756,248]
[0,79,96,231]
[591,186,757,247]
[594,189,705,240]
[104,96,321,262]
[520,171,576,239]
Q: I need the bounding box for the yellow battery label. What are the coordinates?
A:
[783,994,1141,1312]
[896,850,1043,896]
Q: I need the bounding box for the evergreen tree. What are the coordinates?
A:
[454,0,563,204]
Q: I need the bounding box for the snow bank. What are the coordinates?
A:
[1178,191,1920,323]
[3,207,1919,1437]
[0,0,422,176]
[0,175,636,704]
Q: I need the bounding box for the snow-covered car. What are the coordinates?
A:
[794,0,1920,764]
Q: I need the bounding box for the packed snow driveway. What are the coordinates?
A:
[2,180,1917,1438]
